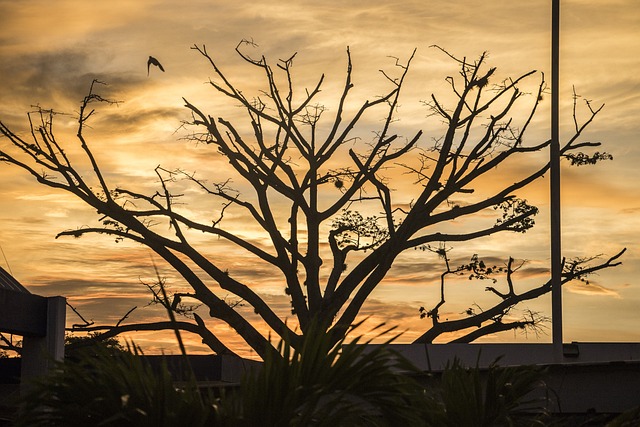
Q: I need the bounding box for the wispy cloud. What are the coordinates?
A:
[565,281,621,298]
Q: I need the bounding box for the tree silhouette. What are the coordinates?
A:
[0,43,623,359]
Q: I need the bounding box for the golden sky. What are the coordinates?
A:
[1,0,639,357]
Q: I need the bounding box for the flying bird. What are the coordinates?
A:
[147,56,165,76]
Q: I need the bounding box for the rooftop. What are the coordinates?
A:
[0,266,29,294]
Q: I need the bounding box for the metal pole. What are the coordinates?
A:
[551,0,563,362]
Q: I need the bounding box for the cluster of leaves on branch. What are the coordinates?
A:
[494,198,538,232]
[0,41,623,358]
[461,254,506,283]
[331,210,389,252]
[564,151,613,166]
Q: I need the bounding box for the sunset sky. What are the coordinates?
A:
[1,0,639,357]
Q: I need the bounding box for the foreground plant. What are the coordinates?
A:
[224,320,436,426]
[14,344,215,427]
[435,358,549,427]
[14,322,436,427]
[14,324,557,426]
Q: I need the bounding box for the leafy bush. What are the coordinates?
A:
[225,320,437,426]
[14,344,215,427]
[64,332,126,358]
[435,358,548,426]
[14,324,550,426]
[606,405,640,427]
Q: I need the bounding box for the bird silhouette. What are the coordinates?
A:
[147,56,165,76]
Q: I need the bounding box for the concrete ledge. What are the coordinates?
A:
[390,342,640,370]
[0,289,47,337]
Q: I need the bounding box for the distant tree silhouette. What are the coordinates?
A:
[0,42,623,359]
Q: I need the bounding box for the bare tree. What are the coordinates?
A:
[0,43,623,359]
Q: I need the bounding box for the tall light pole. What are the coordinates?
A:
[551,0,563,362]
